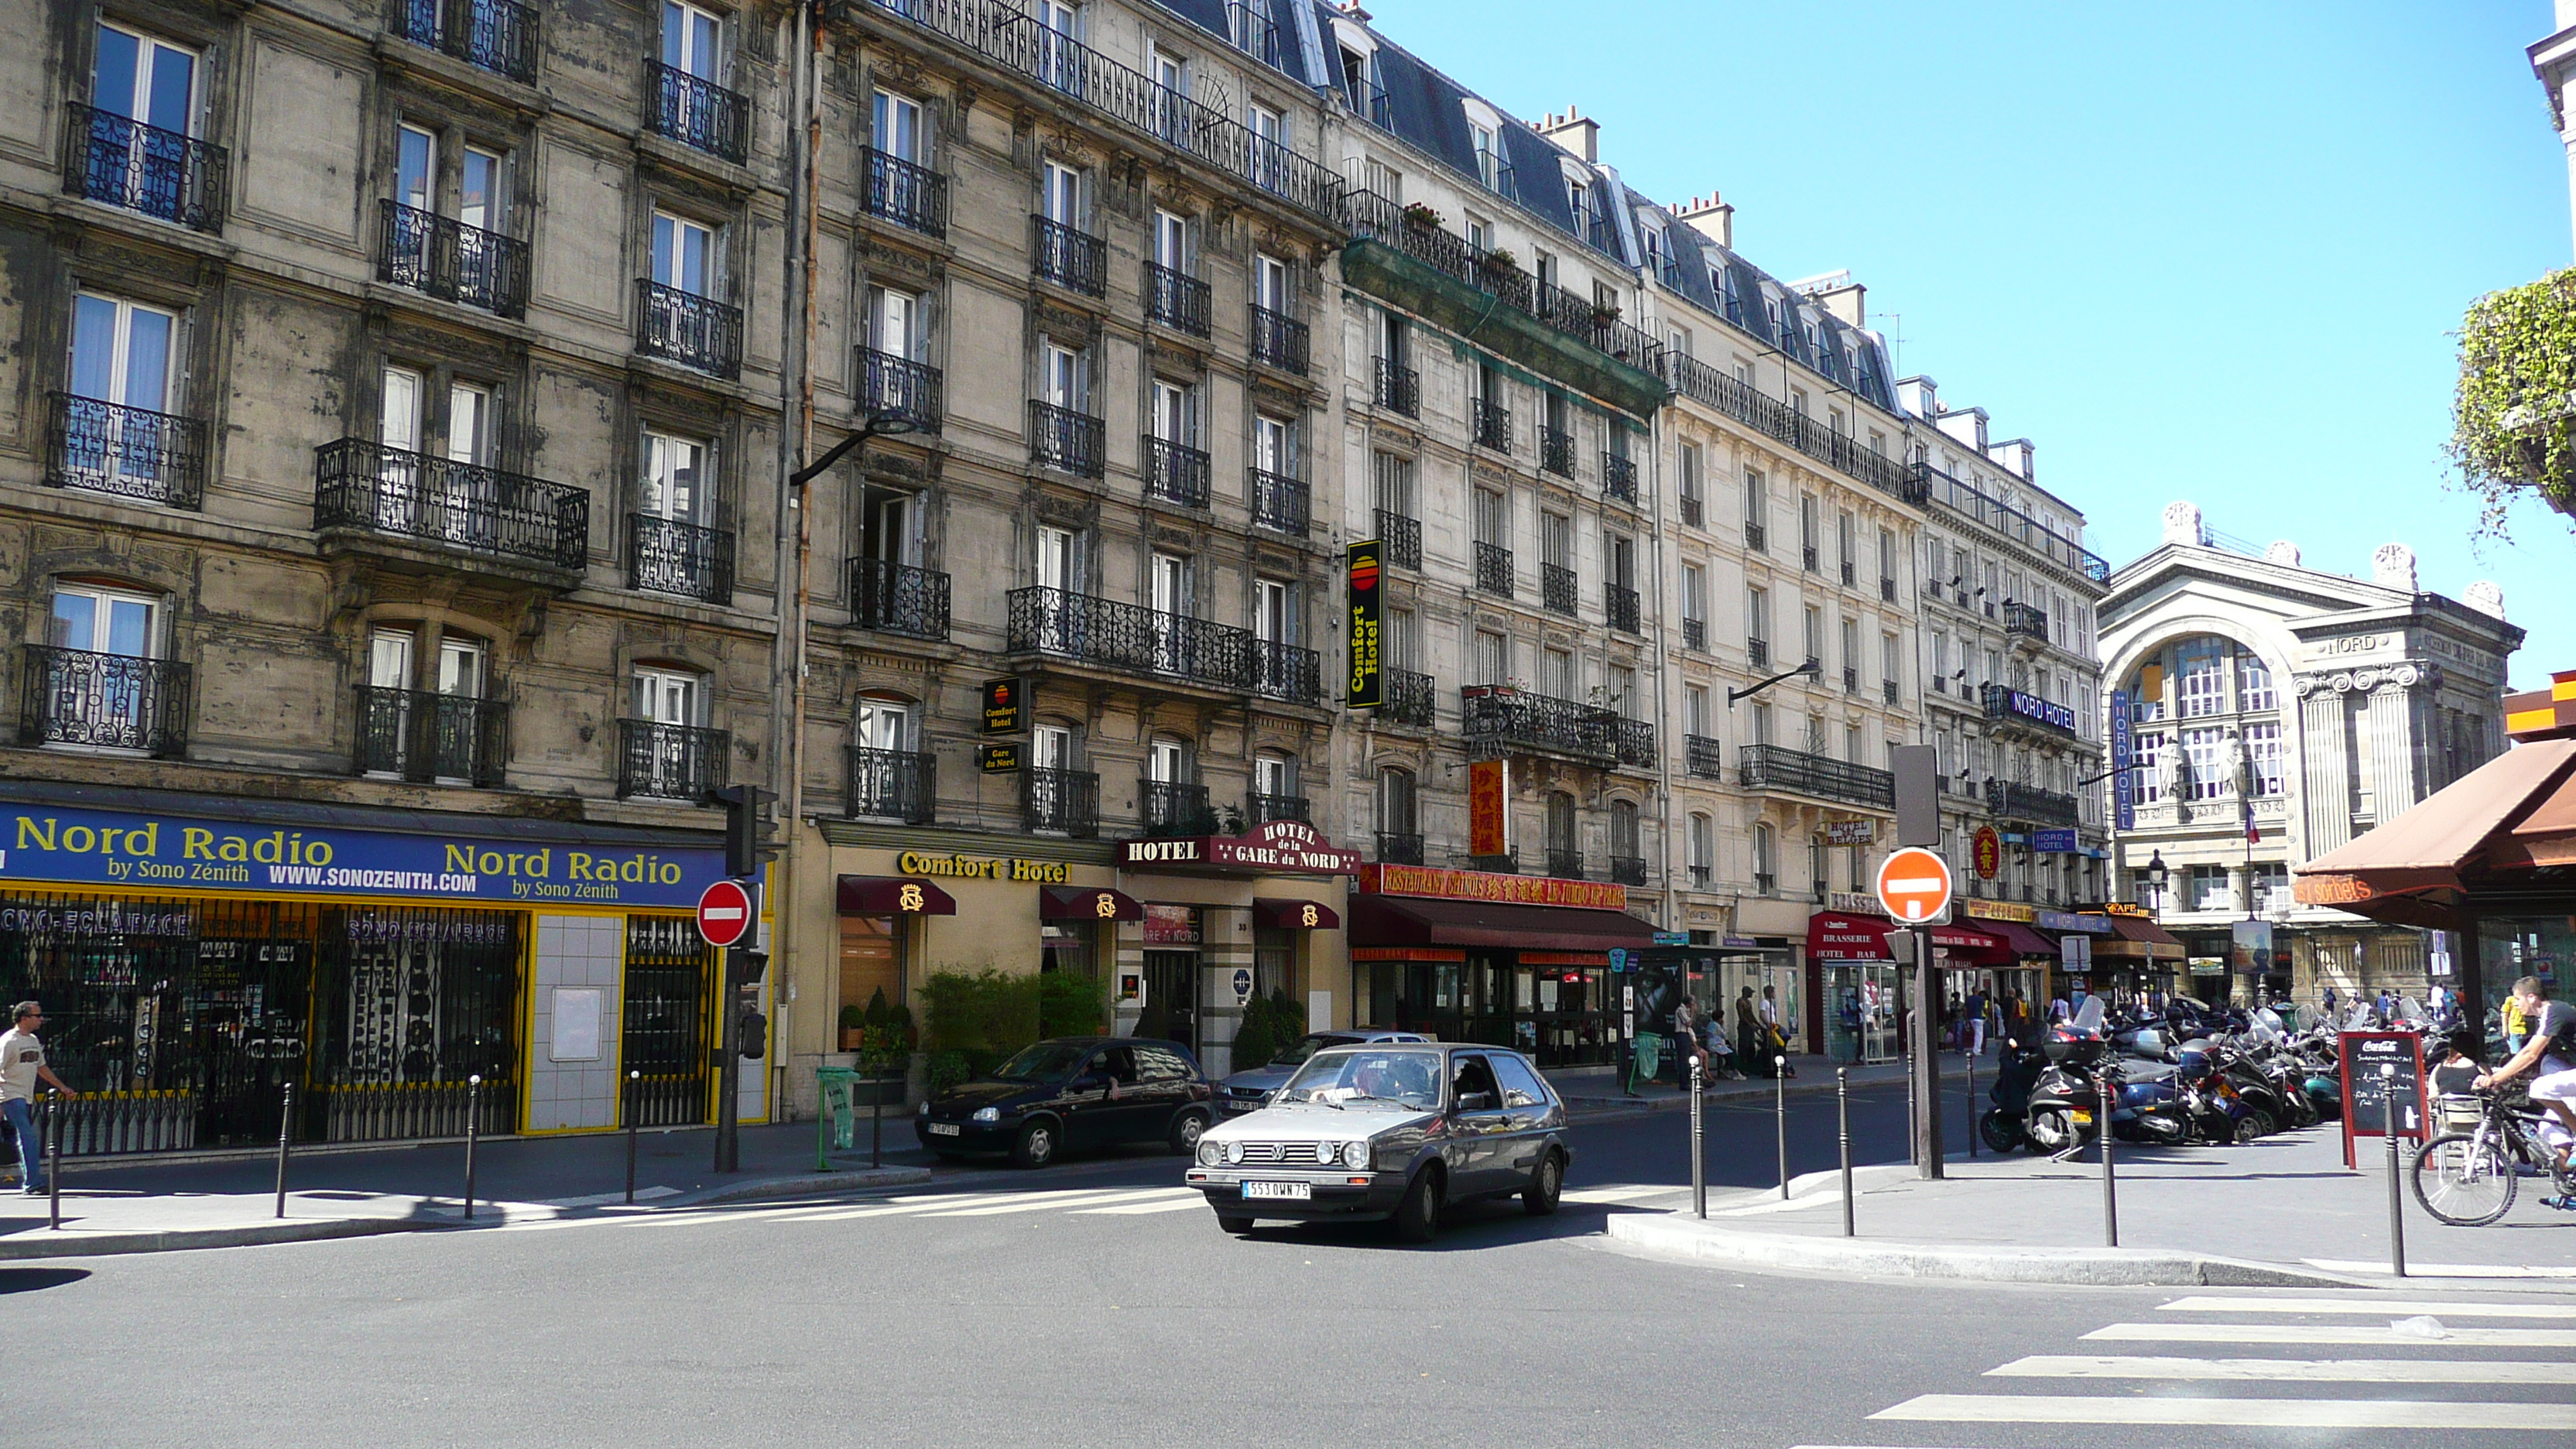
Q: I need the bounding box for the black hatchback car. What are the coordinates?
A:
[917,1036,1214,1168]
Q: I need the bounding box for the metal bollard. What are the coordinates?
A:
[2098,1069,2118,1249]
[2382,1063,2406,1279]
[1776,1055,1790,1201]
[273,1083,294,1220]
[625,1070,642,1205]
[463,1073,482,1221]
[1966,1052,1977,1158]
[45,1089,62,1231]
[1838,1067,1855,1238]
[1690,1057,1706,1218]
[1905,1055,1917,1165]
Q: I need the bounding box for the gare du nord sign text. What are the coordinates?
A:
[1118,819,1362,875]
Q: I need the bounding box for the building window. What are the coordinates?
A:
[2237,650,2277,712]
[1687,814,1714,886]
[1752,822,1776,896]
[635,666,703,725]
[2181,726,2229,800]
[2245,721,2285,796]
[2188,864,2231,913]
[1474,629,1507,684]
[2176,639,2226,718]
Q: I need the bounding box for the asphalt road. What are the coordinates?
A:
[18,1088,2574,1449]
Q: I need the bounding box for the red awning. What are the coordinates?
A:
[836,876,957,916]
[1807,910,2010,965]
[1982,920,2062,959]
[1253,897,1341,930]
[1350,895,1656,952]
[1039,886,1142,922]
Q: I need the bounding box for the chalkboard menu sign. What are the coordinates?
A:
[2338,1030,2427,1170]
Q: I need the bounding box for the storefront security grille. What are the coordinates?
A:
[622,915,714,1127]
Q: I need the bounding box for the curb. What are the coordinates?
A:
[0,1215,424,1260]
[1603,1210,2365,1289]
[661,1165,933,1208]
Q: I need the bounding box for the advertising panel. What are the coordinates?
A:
[1346,540,1382,708]
[1468,759,1509,858]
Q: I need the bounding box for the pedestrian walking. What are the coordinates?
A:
[2322,984,2340,1020]
[0,1002,77,1194]
[1670,995,1701,1086]
[1966,986,1989,1059]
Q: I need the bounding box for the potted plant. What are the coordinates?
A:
[838,1003,867,1053]
[1402,201,1443,231]
[1478,248,1519,276]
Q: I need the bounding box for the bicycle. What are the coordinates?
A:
[2410,1088,2576,1226]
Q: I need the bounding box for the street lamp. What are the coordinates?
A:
[2142,848,2169,921]
[1727,656,1823,706]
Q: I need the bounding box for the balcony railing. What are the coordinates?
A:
[1738,744,1895,810]
[1539,426,1574,476]
[1986,779,2081,828]
[1249,639,1323,705]
[1470,851,1520,875]
[1144,436,1211,508]
[1145,262,1211,337]
[401,0,538,82]
[1606,584,1640,634]
[645,60,748,163]
[63,104,226,233]
[1384,667,1434,727]
[1880,576,1896,601]
[1471,399,1512,453]
[1032,215,1107,296]
[635,279,742,379]
[1681,618,1706,651]
[618,720,728,801]
[1376,510,1422,570]
[629,513,735,605]
[1249,470,1309,536]
[1249,306,1307,374]
[1663,351,1923,505]
[355,687,507,786]
[1980,681,2078,740]
[1916,461,2109,583]
[1474,542,1514,597]
[1804,544,1820,571]
[1140,779,1217,837]
[1249,792,1310,826]
[1745,521,1766,553]
[847,746,937,823]
[858,347,944,433]
[1748,638,1770,669]
[1690,865,1713,889]
[1006,587,1319,705]
[1842,666,1859,694]
[1608,855,1647,887]
[2004,601,2050,642]
[1680,493,1703,527]
[1463,687,1653,766]
[1686,734,1724,779]
[1541,563,1577,617]
[19,645,190,756]
[1375,831,1424,865]
[1602,453,1638,504]
[1029,400,1105,477]
[313,440,589,572]
[47,393,206,509]
[379,201,528,317]
[1545,848,1584,882]
[1883,679,1899,705]
[1372,358,1420,416]
[1841,559,1857,586]
[861,147,947,236]
[848,557,951,640]
[1023,766,1099,838]
[1341,192,1667,374]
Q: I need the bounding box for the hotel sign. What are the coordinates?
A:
[1360,863,1628,911]
[894,851,1070,884]
[1998,688,2077,736]
[1346,540,1382,709]
[1119,819,1362,876]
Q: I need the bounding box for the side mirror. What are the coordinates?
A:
[1456,1091,1495,1112]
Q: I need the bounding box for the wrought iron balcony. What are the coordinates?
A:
[1249,792,1310,826]
[848,557,951,640]
[618,720,728,802]
[1884,679,1899,705]
[1249,306,1308,374]
[1840,560,1856,587]
[1602,453,1639,504]
[1738,744,1895,809]
[1686,734,1725,779]
[848,745,937,823]
[1474,542,1514,597]
[1373,358,1420,416]
[1006,587,1318,704]
[400,0,538,82]
[629,513,735,605]
[1470,851,1520,875]
[1464,687,1652,766]
[1881,576,1896,602]
[1606,584,1641,635]
[1541,563,1578,618]
[1980,681,2078,740]
[1032,216,1106,296]
[1680,492,1703,527]
[2004,601,2050,643]
[635,279,742,379]
[1986,779,2081,828]
[379,200,528,317]
[1539,425,1574,476]
[1608,855,1647,887]
[1250,470,1309,536]
[313,440,589,573]
[1745,521,1766,553]
[1249,639,1323,705]
[1843,666,1859,694]
[1545,848,1584,882]
[355,686,507,786]
[1375,510,1422,570]
[1690,865,1713,889]
[47,393,206,509]
[645,60,748,163]
[1383,667,1435,728]
[861,147,947,236]
[1804,544,1820,571]
[1141,779,1218,837]
[1144,436,1211,508]
[63,104,226,232]
[1682,618,1706,651]
[1029,400,1105,477]
[19,645,190,756]
[858,347,944,432]
[1375,831,1424,865]
[1748,638,1769,669]
[1145,262,1211,337]
[1915,461,2109,583]
[1663,351,1927,506]
[1023,766,1098,837]
[1471,399,1512,453]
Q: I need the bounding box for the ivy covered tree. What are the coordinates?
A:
[2451,266,2576,532]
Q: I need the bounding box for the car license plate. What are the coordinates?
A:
[2070,1111,2093,1125]
[1242,1181,1310,1201]
[927,1122,961,1137]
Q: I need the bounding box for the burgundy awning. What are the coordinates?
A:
[1350,895,1655,952]
[1253,897,1341,930]
[1982,920,2063,960]
[1039,885,1142,922]
[836,876,956,916]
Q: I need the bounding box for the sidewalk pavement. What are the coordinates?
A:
[1608,1122,2576,1290]
[1544,1055,1913,1115]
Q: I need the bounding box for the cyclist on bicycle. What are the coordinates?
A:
[2475,976,2576,1190]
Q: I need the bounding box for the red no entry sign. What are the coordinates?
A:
[1875,848,1954,924]
[697,879,755,948]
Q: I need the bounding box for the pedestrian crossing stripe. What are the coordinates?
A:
[1874,1396,2576,1430]
[912,1188,1192,1218]
[1071,1195,1208,1214]
[2158,1294,2576,1320]
[2086,1321,2576,1348]
[1989,1355,2568,1383]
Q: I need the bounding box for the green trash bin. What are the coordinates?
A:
[815,1067,862,1170]
[1633,1031,1663,1084]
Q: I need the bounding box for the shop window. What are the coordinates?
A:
[1254,927,1293,1000]
[1752,823,1776,896]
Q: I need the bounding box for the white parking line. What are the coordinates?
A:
[2085,1322,2576,1348]
[1874,1396,2576,1430]
[1989,1354,2570,1383]
[912,1188,1186,1218]
[2159,1294,2576,1319]
[1073,1194,1211,1214]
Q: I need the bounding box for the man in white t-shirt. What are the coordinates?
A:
[2478,978,2576,1176]
[0,1002,79,1194]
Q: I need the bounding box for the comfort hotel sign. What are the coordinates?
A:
[1118,819,1362,875]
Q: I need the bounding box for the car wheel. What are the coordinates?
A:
[1522,1150,1564,1216]
[1216,1214,1255,1235]
[1169,1109,1209,1156]
[1010,1118,1058,1169]
[1393,1165,1443,1243]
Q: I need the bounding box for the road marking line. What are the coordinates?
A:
[1073,1196,1211,1214]
[2085,1323,2576,1348]
[1564,1185,1683,1204]
[1873,1395,2576,1429]
[2159,1295,2576,1320]
[1989,1355,2571,1384]
[912,1188,1184,1218]
[793,1190,1086,1221]
[2305,1259,2576,1279]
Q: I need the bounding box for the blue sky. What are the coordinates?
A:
[1368,0,2572,689]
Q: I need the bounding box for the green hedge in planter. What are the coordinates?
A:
[1229,989,1305,1075]
[2452,267,2576,528]
[1039,968,1106,1038]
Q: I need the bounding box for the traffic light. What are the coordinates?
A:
[738,1009,768,1061]
[716,785,775,879]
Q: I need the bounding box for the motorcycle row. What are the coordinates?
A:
[1978,995,2349,1157]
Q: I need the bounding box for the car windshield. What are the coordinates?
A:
[1275,1048,1446,1111]
[1269,1033,1358,1068]
[990,1042,1091,1083]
